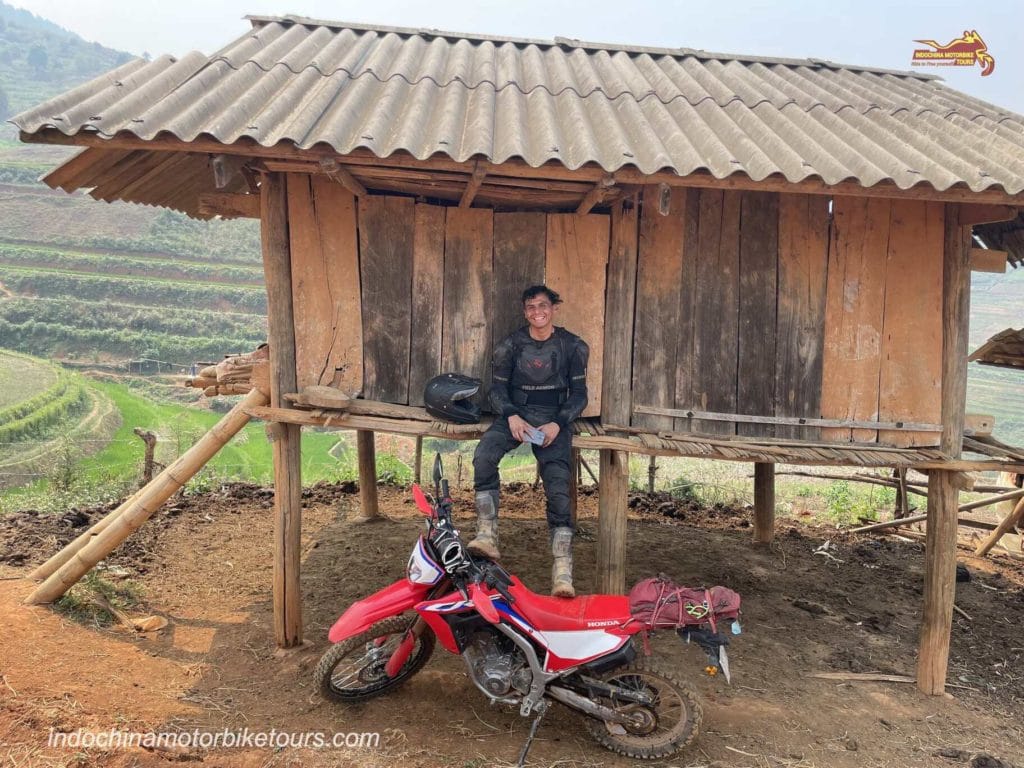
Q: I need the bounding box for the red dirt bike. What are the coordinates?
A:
[315,456,741,764]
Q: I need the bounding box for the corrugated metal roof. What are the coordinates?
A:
[11,15,1024,195]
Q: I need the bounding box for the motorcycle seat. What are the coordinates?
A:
[504,578,633,632]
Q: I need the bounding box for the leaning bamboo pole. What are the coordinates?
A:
[29,487,143,581]
[974,496,1024,557]
[26,388,269,605]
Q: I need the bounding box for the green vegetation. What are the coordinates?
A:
[0,267,267,313]
[0,242,264,285]
[0,351,88,443]
[0,347,56,409]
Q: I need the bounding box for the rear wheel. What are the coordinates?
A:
[314,616,434,703]
[583,658,702,759]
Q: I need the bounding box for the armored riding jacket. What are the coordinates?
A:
[488,326,589,428]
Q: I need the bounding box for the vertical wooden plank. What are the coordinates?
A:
[408,203,445,406]
[597,449,628,595]
[632,185,685,431]
[545,213,610,418]
[940,204,973,458]
[262,172,303,648]
[287,175,362,392]
[602,198,640,427]
[691,190,741,435]
[775,194,830,439]
[442,208,493,380]
[737,191,779,437]
[674,189,701,433]
[493,212,546,345]
[878,201,944,446]
[359,195,415,403]
[753,462,775,543]
[820,197,891,442]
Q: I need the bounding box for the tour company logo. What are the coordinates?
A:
[911,30,995,76]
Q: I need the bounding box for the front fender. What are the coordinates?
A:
[328,579,433,643]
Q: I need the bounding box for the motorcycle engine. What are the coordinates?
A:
[466,631,532,697]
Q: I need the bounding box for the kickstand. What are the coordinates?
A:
[516,708,547,767]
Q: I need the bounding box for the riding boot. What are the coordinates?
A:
[467,490,501,560]
[551,526,575,598]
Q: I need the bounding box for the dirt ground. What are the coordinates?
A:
[1,481,1023,768]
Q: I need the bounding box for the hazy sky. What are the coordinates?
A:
[8,0,1024,113]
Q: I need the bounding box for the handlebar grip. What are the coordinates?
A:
[468,583,500,624]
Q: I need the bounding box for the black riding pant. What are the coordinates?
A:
[472,406,573,530]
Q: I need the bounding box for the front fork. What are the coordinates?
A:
[383,616,429,677]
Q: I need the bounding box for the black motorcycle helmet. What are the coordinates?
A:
[423,373,482,424]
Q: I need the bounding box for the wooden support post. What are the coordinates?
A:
[753,462,776,543]
[894,467,910,518]
[414,436,423,484]
[262,171,303,649]
[917,203,972,696]
[356,430,379,520]
[597,450,629,595]
[26,390,268,604]
[647,455,657,494]
[974,496,1024,557]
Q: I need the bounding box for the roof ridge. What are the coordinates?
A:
[243,14,940,81]
[208,53,1013,120]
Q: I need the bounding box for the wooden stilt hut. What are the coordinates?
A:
[11,15,1024,695]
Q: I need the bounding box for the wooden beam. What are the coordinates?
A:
[597,449,629,595]
[261,171,303,649]
[969,247,1008,273]
[753,463,775,543]
[22,131,1024,207]
[633,404,942,433]
[576,174,616,214]
[964,414,994,436]
[959,204,1018,225]
[355,430,379,520]
[319,158,367,197]
[459,161,486,208]
[198,192,260,218]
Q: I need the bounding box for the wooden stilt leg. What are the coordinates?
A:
[355,430,379,520]
[753,462,775,544]
[597,449,628,595]
[917,470,958,695]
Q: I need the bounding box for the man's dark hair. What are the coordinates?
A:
[521,285,562,305]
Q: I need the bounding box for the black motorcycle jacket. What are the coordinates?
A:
[488,326,589,428]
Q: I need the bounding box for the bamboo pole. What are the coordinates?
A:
[26,389,268,605]
[974,496,1024,557]
[848,488,1024,534]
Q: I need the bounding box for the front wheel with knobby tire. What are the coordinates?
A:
[314,616,435,703]
[583,658,702,759]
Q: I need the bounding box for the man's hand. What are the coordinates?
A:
[508,414,529,442]
[538,422,560,448]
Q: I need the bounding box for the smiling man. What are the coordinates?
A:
[469,285,589,598]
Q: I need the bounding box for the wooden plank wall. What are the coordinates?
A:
[285,175,943,446]
[289,181,606,412]
[628,189,943,447]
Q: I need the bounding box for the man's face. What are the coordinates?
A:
[523,295,555,331]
